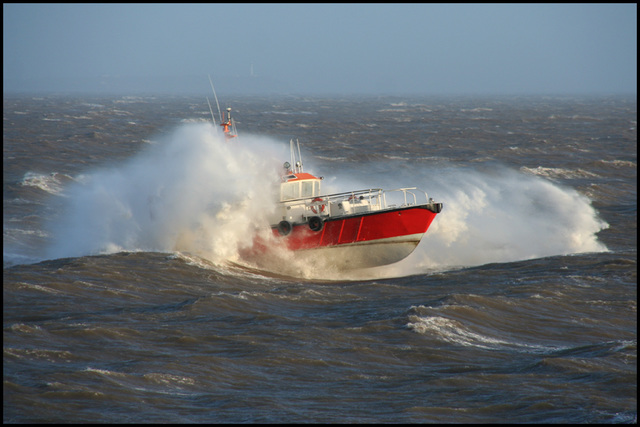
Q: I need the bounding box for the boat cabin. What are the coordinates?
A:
[280,173,322,201]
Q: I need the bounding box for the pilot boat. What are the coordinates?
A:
[262,139,443,269]
[207,84,442,269]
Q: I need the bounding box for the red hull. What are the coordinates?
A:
[272,206,438,251]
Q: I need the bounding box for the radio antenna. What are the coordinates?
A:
[208,74,223,123]
[206,97,217,126]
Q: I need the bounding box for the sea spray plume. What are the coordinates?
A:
[44,130,609,280]
[371,165,609,277]
[310,162,609,279]
[45,123,285,263]
[425,168,606,259]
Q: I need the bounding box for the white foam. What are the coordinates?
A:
[520,165,600,180]
[407,314,565,354]
[356,165,609,278]
[20,171,68,195]
[45,123,286,262]
[42,124,609,280]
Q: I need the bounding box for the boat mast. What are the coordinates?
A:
[208,74,237,141]
[206,97,217,126]
[220,107,238,141]
[288,139,303,173]
[208,74,223,123]
[296,139,303,172]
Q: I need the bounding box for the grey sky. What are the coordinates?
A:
[3,3,637,96]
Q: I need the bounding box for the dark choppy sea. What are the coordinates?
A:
[3,93,636,423]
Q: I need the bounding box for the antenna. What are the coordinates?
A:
[230,113,238,139]
[206,97,217,127]
[288,139,304,173]
[208,75,238,142]
[290,139,296,172]
[296,139,303,172]
[208,74,223,123]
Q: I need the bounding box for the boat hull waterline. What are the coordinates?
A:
[283,206,438,268]
[245,204,441,270]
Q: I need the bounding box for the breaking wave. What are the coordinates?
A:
[45,123,285,263]
[320,161,609,278]
[44,123,609,279]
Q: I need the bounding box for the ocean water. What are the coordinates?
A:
[3,93,636,423]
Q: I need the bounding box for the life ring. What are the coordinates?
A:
[308,216,324,232]
[277,220,292,236]
[310,197,325,214]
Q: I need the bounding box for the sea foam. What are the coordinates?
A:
[45,123,285,263]
[357,164,609,278]
[45,123,609,279]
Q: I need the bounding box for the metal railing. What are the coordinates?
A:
[280,187,432,219]
[382,187,430,208]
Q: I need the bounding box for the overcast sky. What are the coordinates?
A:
[3,3,637,96]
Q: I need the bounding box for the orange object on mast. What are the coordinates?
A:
[220,107,237,140]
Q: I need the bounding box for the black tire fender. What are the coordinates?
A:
[308,216,324,232]
[277,220,292,236]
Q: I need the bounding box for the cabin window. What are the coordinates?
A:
[301,181,314,198]
[281,182,299,200]
[281,179,320,201]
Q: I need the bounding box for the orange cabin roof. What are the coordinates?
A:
[283,172,320,182]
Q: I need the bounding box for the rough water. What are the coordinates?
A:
[3,93,636,423]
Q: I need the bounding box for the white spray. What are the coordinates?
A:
[45,125,609,279]
[45,123,285,264]
[340,163,609,278]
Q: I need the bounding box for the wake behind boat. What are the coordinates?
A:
[206,82,442,269]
